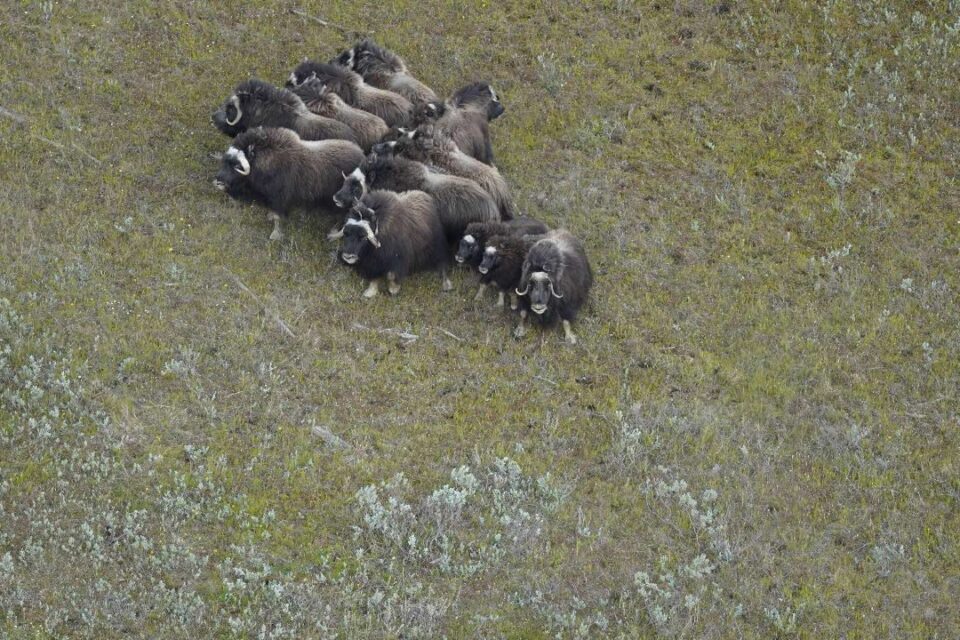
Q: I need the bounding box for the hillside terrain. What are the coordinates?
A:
[1,1,958,637]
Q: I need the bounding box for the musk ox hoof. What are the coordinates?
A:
[362,282,380,298]
[388,282,401,295]
[269,228,283,242]
[442,278,453,292]
[513,324,527,339]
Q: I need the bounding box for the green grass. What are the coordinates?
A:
[1,0,958,637]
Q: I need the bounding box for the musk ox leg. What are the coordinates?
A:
[441,268,453,292]
[509,292,518,310]
[327,224,344,241]
[267,212,284,242]
[513,309,528,338]
[494,291,505,308]
[362,279,381,298]
[387,272,401,296]
[562,319,577,345]
[473,283,487,301]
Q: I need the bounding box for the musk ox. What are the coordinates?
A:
[334,191,449,297]
[213,127,364,240]
[212,79,358,144]
[477,233,545,310]
[286,61,413,128]
[514,229,593,344]
[395,126,515,220]
[290,78,389,151]
[455,217,550,299]
[414,81,504,164]
[331,39,438,105]
[354,154,500,242]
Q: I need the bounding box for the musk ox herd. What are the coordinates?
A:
[211,40,592,344]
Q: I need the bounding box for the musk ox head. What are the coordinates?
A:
[333,167,368,209]
[213,145,255,198]
[456,233,482,266]
[339,202,381,264]
[329,46,356,69]
[212,79,300,137]
[369,126,410,156]
[413,101,446,126]
[212,127,278,201]
[516,243,564,315]
[477,243,501,275]
[451,82,504,121]
[286,61,351,89]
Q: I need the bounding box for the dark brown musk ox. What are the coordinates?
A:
[289,77,389,151]
[477,233,545,311]
[286,61,413,129]
[334,154,499,244]
[212,79,358,144]
[514,229,593,344]
[391,125,515,220]
[331,39,439,106]
[413,81,505,165]
[455,218,550,300]
[213,127,364,241]
[332,191,449,298]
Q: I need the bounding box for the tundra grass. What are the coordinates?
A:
[0,1,958,638]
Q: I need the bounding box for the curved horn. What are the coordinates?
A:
[548,280,564,299]
[345,218,381,249]
[515,284,530,296]
[234,149,251,175]
[225,95,242,125]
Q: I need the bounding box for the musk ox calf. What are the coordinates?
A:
[395,126,515,220]
[213,127,364,241]
[477,233,545,311]
[514,229,593,344]
[290,78,389,151]
[455,217,550,300]
[414,81,505,165]
[331,39,438,106]
[343,154,500,243]
[334,191,449,298]
[287,61,413,128]
[212,79,358,144]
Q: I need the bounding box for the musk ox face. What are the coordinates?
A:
[213,146,255,199]
[333,167,367,208]
[330,47,356,69]
[212,94,245,136]
[487,87,505,120]
[339,208,380,264]
[478,245,501,275]
[452,82,505,121]
[456,234,480,265]
[517,267,563,315]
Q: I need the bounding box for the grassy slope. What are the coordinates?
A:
[1,1,957,637]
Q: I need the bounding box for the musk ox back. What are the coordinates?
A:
[332,39,438,105]
[213,127,364,240]
[290,78,389,150]
[336,190,449,297]
[358,154,500,242]
[286,61,413,128]
[396,126,515,220]
[414,82,504,164]
[515,229,593,344]
[212,79,358,144]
